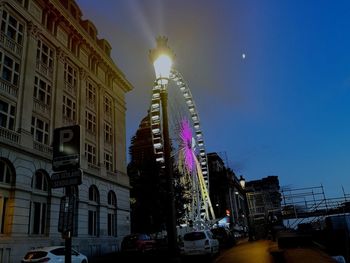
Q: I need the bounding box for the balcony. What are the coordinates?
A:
[0,31,22,57]
[63,116,76,126]
[33,98,51,118]
[64,81,77,96]
[86,98,96,109]
[33,141,53,156]
[0,78,18,98]
[36,60,53,79]
[104,111,112,122]
[0,127,20,144]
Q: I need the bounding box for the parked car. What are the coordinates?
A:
[22,246,88,263]
[181,230,220,257]
[211,227,236,248]
[121,233,157,253]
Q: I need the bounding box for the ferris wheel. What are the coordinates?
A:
[150,68,216,227]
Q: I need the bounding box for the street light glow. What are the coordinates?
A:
[149,36,175,85]
[153,54,172,84]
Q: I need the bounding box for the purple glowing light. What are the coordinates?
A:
[180,118,195,173]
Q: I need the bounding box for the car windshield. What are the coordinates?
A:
[184,232,206,241]
[24,251,48,260]
[51,247,65,256]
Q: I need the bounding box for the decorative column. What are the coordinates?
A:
[53,48,66,129]
[113,95,127,175]
[79,68,87,168]
[98,84,105,173]
[18,22,40,148]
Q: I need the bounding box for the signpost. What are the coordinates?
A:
[51,125,81,263]
[51,169,82,189]
[52,125,80,171]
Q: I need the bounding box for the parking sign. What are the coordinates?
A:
[52,125,80,171]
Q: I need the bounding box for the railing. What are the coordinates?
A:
[64,81,77,96]
[0,31,22,57]
[87,98,96,109]
[0,127,20,144]
[33,141,53,155]
[33,98,51,117]
[63,116,76,126]
[104,111,112,122]
[88,163,100,172]
[36,60,53,79]
[0,78,18,97]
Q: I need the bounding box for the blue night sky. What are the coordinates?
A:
[76,0,350,198]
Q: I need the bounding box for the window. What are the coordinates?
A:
[88,185,99,236]
[104,152,113,172]
[30,170,49,235]
[85,143,96,165]
[86,83,96,108]
[104,122,112,144]
[0,196,8,234]
[34,76,51,106]
[104,96,112,117]
[0,51,20,86]
[31,116,49,144]
[62,95,76,121]
[32,201,46,234]
[107,191,116,236]
[85,110,96,134]
[0,10,24,45]
[36,40,54,69]
[34,169,48,191]
[0,99,15,130]
[64,62,77,90]
[0,158,14,234]
[0,159,12,184]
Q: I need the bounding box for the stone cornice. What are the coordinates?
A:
[48,0,133,92]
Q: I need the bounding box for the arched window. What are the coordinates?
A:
[107,190,117,236]
[30,170,50,235]
[88,185,99,236]
[0,158,15,234]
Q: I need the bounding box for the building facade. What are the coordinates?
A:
[207,152,247,231]
[245,176,282,238]
[0,0,132,261]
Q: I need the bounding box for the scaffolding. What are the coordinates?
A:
[280,185,350,229]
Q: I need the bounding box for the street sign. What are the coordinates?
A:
[58,195,76,233]
[52,125,80,171]
[50,169,82,188]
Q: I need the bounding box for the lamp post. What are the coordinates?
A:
[239,175,254,241]
[149,36,178,258]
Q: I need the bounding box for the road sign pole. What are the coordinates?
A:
[65,186,72,263]
[65,230,72,263]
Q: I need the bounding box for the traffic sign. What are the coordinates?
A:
[58,195,76,233]
[52,125,80,171]
[50,169,82,188]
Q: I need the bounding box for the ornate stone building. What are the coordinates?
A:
[0,0,133,261]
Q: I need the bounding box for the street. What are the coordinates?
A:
[90,238,275,263]
[91,237,339,263]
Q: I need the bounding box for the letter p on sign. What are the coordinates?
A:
[52,125,80,171]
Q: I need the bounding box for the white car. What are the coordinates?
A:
[181,230,220,257]
[22,246,88,263]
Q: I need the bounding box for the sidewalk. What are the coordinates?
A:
[215,238,337,263]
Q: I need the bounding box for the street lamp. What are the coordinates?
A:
[149,36,178,257]
[239,175,254,241]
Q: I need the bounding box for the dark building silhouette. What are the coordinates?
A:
[127,113,186,234]
[128,113,165,233]
[245,176,282,238]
